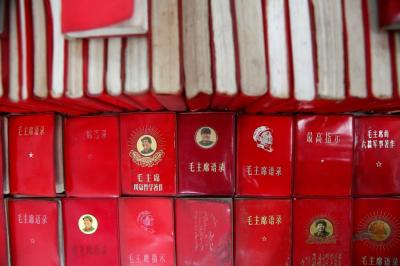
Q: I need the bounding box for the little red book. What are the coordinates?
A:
[354,198,400,266]
[354,116,400,196]
[236,115,293,196]
[0,200,8,265]
[119,197,175,265]
[62,198,120,266]
[8,113,63,196]
[293,198,352,266]
[120,113,176,195]
[234,198,292,265]
[294,115,353,196]
[8,199,62,266]
[175,198,233,266]
[178,113,235,195]
[64,115,120,197]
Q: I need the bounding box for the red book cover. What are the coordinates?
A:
[354,198,400,266]
[354,116,400,196]
[293,198,352,266]
[0,117,3,195]
[234,199,292,266]
[62,198,120,266]
[120,113,176,195]
[8,113,61,196]
[8,199,61,266]
[119,197,175,266]
[175,198,233,266]
[294,115,353,196]
[178,113,235,195]
[61,0,133,32]
[0,200,8,265]
[64,115,120,197]
[236,115,293,196]
[378,0,400,29]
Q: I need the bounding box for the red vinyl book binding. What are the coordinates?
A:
[354,116,400,196]
[8,199,61,266]
[119,197,175,266]
[8,113,60,196]
[62,198,120,266]
[236,115,293,196]
[178,112,235,195]
[120,113,176,196]
[175,198,233,266]
[294,115,353,196]
[0,200,8,265]
[234,198,292,266]
[64,115,120,197]
[353,198,400,266]
[293,198,352,266]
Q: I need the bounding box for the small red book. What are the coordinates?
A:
[8,199,61,266]
[294,115,353,196]
[0,200,8,265]
[62,198,120,266]
[378,0,400,29]
[178,113,235,195]
[293,198,352,266]
[236,115,293,196]
[8,113,63,196]
[175,198,233,266]
[354,116,400,196]
[119,198,175,265]
[64,115,120,197]
[234,199,292,265]
[120,113,176,195]
[0,117,4,195]
[354,198,400,265]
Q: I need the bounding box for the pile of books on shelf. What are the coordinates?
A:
[0,0,400,114]
[0,112,398,265]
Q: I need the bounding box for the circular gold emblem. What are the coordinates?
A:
[310,219,334,238]
[368,220,391,242]
[195,126,218,149]
[78,214,98,235]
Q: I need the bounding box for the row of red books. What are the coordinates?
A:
[0,197,399,266]
[1,112,399,197]
[1,0,400,113]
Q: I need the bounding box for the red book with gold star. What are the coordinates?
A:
[62,198,120,266]
[8,113,63,196]
[175,198,233,266]
[236,115,293,196]
[120,113,176,195]
[8,199,62,266]
[178,112,235,195]
[234,198,292,265]
[119,197,175,265]
[354,116,400,196]
[294,115,353,196]
[64,115,120,197]
[353,198,400,266]
[293,198,352,265]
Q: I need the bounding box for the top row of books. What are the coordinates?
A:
[1,0,400,114]
[1,112,399,197]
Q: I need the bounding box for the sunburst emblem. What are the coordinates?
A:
[355,210,400,251]
[128,126,165,167]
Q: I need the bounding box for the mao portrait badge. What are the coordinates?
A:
[128,126,165,167]
[253,126,273,152]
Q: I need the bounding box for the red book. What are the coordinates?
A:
[8,113,63,196]
[178,113,235,195]
[354,116,400,196]
[354,198,400,266]
[120,113,176,196]
[64,115,120,197]
[62,198,120,266]
[0,200,8,265]
[8,199,61,266]
[0,117,3,195]
[293,198,352,266]
[119,197,175,265]
[234,199,292,265]
[175,198,233,266]
[378,0,400,29]
[294,115,353,196]
[236,115,293,196]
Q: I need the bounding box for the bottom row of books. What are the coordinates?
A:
[0,197,399,266]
